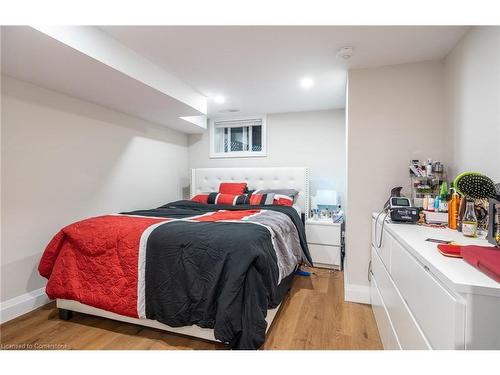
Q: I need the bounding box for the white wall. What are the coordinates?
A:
[345,61,448,303]
[444,26,500,182]
[1,76,189,303]
[188,109,346,205]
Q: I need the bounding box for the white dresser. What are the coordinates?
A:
[305,219,344,269]
[371,213,500,350]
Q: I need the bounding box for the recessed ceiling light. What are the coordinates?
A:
[300,77,314,89]
[213,95,226,104]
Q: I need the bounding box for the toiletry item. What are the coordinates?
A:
[409,160,420,176]
[426,158,433,177]
[440,182,448,198]
[439,182,448,212]
[448,186,460,230]
[433,161,444,176]
[439,198,448,213]
[409,163,421,177]
[462,199,478,237]
[423,195,429,211]
[421,162,427,177]
[428,196,435,212]
[454,172,496,199]
[453,172,495,232]
[434,195,440,211]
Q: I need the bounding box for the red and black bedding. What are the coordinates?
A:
[38,200,311,349]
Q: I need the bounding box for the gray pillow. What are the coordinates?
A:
[254,189,299,202]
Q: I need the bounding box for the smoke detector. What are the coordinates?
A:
[336,46,354,61]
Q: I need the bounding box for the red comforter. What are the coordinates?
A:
[39,210,262,318]
[38,215,171,317]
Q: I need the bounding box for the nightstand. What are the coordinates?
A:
[305,219,344,270]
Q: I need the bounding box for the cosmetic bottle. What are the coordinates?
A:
[462,199,478,237]
[448,185,460,230]
[434,195,440,212]
[426,158,433,177]
[439,183,448,212]
[428,196,435,212]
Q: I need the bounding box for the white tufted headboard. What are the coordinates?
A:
[191,167,310,217]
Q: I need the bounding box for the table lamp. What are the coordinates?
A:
[315,189,338,208]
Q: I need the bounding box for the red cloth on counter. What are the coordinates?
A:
[461,246,500,283]
[437,244,500,282]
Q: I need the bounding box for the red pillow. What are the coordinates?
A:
[216,193,241,205]
[219,182,247,195]
[249,193,275,206]
[191,192,274,206]
[191,194,209,203]
[191,193,244,205]
[273,194,294,207]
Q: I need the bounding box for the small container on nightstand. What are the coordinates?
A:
[305,219,344,270]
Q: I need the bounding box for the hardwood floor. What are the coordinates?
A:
[0,269,382,350]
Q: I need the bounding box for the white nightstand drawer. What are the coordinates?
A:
[309,244,341,268]
[306,222,341,246]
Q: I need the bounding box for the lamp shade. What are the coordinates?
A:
[315,189,338,206]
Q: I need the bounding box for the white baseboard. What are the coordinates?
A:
[344,283,370,304]
[0,287,51,324]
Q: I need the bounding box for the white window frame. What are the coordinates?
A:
[209,115,267,158]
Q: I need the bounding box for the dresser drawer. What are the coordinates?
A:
[309,244,341,268]
[371,247,430,349]
[306,223,340,246]
[370,274,401,350]
[390,240,465,349]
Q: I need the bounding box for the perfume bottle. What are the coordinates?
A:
[462,199,478,238]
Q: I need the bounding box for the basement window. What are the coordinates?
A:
[209,116,267,158]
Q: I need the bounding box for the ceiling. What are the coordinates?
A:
[101,26,469,117]
[1,26,207,133]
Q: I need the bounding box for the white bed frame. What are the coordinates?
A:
[56,298,281,343]
[191,167,310,217]
[57,167,310,345]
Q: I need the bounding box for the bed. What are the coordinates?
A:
[39,167,311,349]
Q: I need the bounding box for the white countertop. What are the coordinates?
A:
[372,213,500,297]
